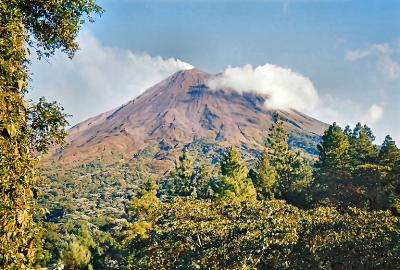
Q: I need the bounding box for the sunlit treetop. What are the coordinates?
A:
[5,0,103,59]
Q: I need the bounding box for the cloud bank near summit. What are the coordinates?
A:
[29,30,193,125]
[207,63,385,139]
[208,64,319,112]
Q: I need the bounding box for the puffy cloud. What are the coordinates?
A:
[346,42,400,80]
[28,30,193,125]
[365,104,384,124]
[208,64,319,112]
[207,64,386,140]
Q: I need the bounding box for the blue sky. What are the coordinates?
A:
[30,0,400,143]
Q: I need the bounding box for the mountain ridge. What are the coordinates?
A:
[50,68,328,163]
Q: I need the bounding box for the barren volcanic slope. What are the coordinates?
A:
[51,68,327,163]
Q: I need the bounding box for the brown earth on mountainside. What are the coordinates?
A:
[49,68,328,164]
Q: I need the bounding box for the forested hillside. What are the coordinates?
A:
[36,115,400,269]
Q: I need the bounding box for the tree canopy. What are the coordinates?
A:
[0,0,101,268]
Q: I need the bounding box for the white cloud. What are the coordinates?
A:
[207,63,388,138]
[346,42,400,80]
[208,64,319,112]
[365,104,384,124]
[207,63,387,141]
[29,30,193,125]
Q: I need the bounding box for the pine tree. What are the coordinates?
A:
[315,122,352,179]
[249,149,277,200]
[387,159,400,214]
[347,124,386,209]
[344,125,352,137]
[286,152,313,190]
[378,135,400,168]
[216,147,256,201]
[267,114,290,193]
[171,149,196,197]
[348,123,378,167]
[313,123,360,207]
[169,149,213,198]
[267,113,289,170]
[266,113,312,201]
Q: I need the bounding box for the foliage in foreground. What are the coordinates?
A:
[37,118,400,269]
[0,0,101,268]
[123,196,400,270]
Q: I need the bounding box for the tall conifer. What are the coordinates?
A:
[216,147,256,201]
[315,122,352,179]
[250,149,277,200]
[379,135,400,168]
[348,123,378,167]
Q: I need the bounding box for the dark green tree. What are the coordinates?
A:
[315,122,352,179]
[249,149,277,200]
[167,149,214,199]
[387,159,400,214]
[348,123,378,167]
[312,123,353,207]
[215,147,256,201]
[376,136,400,213]
[313,123,400,210]
[267,114,313,203]
[347,124,387,209]
[267,114,291,195]
[283,151,313,206]
[0,1,101,268]
[378,135,400,169]
[352,163,390,209]
[267,113,289,173]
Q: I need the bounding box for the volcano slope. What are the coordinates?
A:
[50,68,327,166]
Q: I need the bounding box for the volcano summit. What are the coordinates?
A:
[51,68,327,162]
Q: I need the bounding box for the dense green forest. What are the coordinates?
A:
[36,117,400,269]
[2,1,400,269]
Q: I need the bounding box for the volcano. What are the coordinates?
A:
[51,68,327,163]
